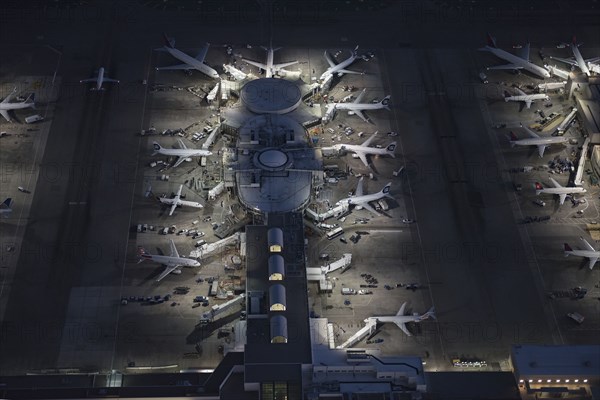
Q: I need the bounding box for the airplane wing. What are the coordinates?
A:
[195,43,210,62]
[156,264,181,282]
[157,63,192,71]
[397,302,407,316]
[354,89,367,104]
[0,110,11,122]
[537,145,547,158]
[517,43,530,61]
[178,199,203,208]
[580,237,597,252]
[395,321,412,336]
[558,194,567,205]
[588,258,598,270]
[103,78,119,83]
[176,184,183,197]
[523,126,540,138]
[1,88,17,104]
[242,58,267,70]
[585,57,600,64]
[171,156,186,168]
[515,87,526,96]
[360,131,377,147]
[488,63,522,70]
[274,60,298,69]
[324,51,336,68]
[353,110,370,123]
[552,56,578,67]
[169,202,178,216]
[355,151,369,168]
[337,69,363,76]
[79,78,97,83]
[524,99,532,109]
[355,177,364,197]
[169,239,180,258]
[177,138,188,150]
[549,177,563,188]
[360,201,382,216]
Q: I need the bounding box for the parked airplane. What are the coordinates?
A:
[564,237,600,270]
[508,124,568,158]
[0,198,13,216]
[138,239,201,282]
[335,177,392,215]
[504,88,549,109]
[156,33,220,79]
[319,45,362,81]
[323,89,391,123]
[324,131,396,168]
[241,44,298,78]
[535,178,586,205]
[80,67,119,91]
[158,184,203,216]
[152,139,212,168]
[479,34,551,79]
[366,302,436,336]
[0,88,35,122]
[551,37,598,77]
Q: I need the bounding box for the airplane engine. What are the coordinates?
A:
[172,269,182,274]
[348,111,355,115]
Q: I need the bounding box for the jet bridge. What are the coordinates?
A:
[305,203,349,222]
[189,232,241,259]
[336,318,377,349]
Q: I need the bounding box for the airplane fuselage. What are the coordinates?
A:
[571,43,590,76]
[165,46,219,79]
[483,45,551,78]
[566,249,600,259]
[337,191,385,207]
[329,143,390,157]
[156,147,212,158]
[96,67,105,90]
[0,101,33,112]
[336,102,387,112]
[512,137,567,147]
[505,93,549,105]
[538,187,586,196]
[141,254,200,268]
[265,49,275,78]
[320,52,358,80]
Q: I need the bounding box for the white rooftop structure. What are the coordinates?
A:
[511,345,600,382]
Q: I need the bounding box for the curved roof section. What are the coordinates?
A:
[241,78,301,114]
[268,254,285,280]
[270,315,288,344]
[269,284,287,311]
[268,228,284,250]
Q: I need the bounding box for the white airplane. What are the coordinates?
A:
[80,67,119,91]
[138,239,201,282]
[319,45,362,81]
[323,89,391,123]
[508,124,568,158]
[335,177,393,215]
[241,45,298,78]
[158,184,203,216]
[504,88,549,109]
[0,88,35,122]
[535,178,586,205]
[366,302,436,337]
[155,33,220,79]
[152,139,212,168]
[479,33,551,79]
[324,131,396,168]
[564,237,600,270]
[0,198,13,216]
[551,37,598,77]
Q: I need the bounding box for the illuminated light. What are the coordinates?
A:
[556,380,560,383]
[520,379,525,383]
[537,379,542,383]
[574,379,579,383]
[584,379,588,383]
[547,380,551,383]
[565,380,570,383]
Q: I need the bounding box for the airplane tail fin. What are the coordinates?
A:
[535,182,544,194]
[564,243,573,254]
[24,93,35,104]
[486,33,497,48]
[508,131,518,147]
[0,198,13,210]
[386,142,397,157]
[137,247,149,263]
[380,95,391,110]
[420,307,436,321]
[352,45,359,57]
[162,32,175,48]
[380,182,392,198]
[152,141,162,155]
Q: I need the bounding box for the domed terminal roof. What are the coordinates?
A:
[259,149,288,169]
[241,78,302,114]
